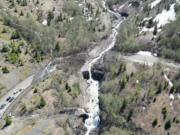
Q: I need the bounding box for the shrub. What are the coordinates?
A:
[20,10,24,16]
[169,86,175,94]
[5,116,12,126]
[62,1,82,17]
[115,20,148,53]
[127,109,133,121]
[2,66,10,73]
[162,106,168,119]
[165,120,171,130]
[5,52,20,64]
[54,41,60,52]
[2,28,7,33]
[47,11,54,25]
[39,96,46,109]
[156,83,162,94]
[153,25,157,35]
[21,0,27,6]
[65,83,72,93]
[100,93,124,126]
[120,99,127,113]
[73,86,79,97]
[11,30,20,39]
[57,13,63,22]
[61,15,96,56]
[14,8,18,13]
[152,118,158,127]
[176,119,179,123]
[1,11,55,56]
[36,0,39,4]
[1,45,10,53]
[118,63,126,75]
[33,88,38,93]
[119,78,126,89]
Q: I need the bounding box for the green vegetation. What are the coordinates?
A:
[173,69,180,93]
[3,42,24,66]
[118,63,126,75]
[127,109,133,121]
[1,10,55,58]
[1,45,10,53]
[72,84,80,98]
[100,93,125,126]
[165,120,171,130]
[21,0,27,6]
[115,20,149,53]
[61,16,96,55]
[20,10,24,16]
[62,0,82,17]
[101,126,133,135]
[33,88,38,93]
[2,66,10,73]
[152,118,158,127]
[39,96,46,109]
[162,106,168,119]
[2,28,7,33]
[5,116,12,127]
[53,41,60,56]
[65,82,72,93]
[11,30,20,39]
[158,11,180,62]
[47,11,54,26]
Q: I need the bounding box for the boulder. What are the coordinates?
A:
[91,68,104,81]
[129,1,140,7]
[82,71,90,80]
[79,114,89,123]
[119,12,129,17]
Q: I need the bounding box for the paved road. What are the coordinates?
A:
[0,75,34,117]
[0,63,56,118]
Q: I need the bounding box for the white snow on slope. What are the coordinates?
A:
[164,74,173,87]
[137,51,153,56]
[154,4,176,29]
[170,94,174,100]
[139,27,154,34]
[42,20,47,26]
[150,0,162,9]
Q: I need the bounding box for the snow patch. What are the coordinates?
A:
[136,80,139,84]
[69,17,74,21]
[137,51,153,56]
[143,17,152,21]
[79,3,83,6]
[154,4,176,29]
[164,74,173,87]
[150,0,162,9]
[42,20,47,26]
[139,27,154,34]
[169,94,175,100]
[49,66,56,73]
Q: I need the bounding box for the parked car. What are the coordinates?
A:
[13,91,18,95]
[6,97,11,102]
[8,97,14,102]
[0,104,6,109]
[19,88,23,92]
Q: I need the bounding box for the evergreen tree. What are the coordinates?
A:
[55,42,60,52]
